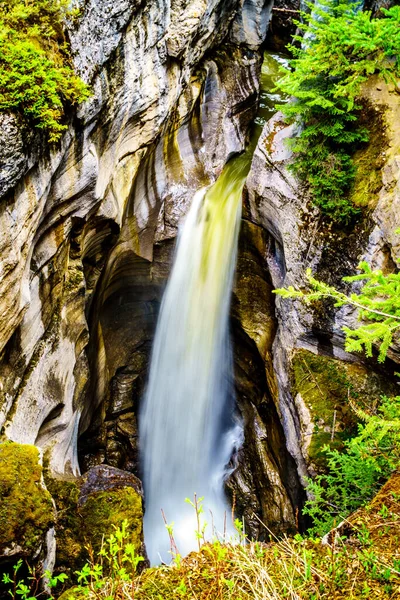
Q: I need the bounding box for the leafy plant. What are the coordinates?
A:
[276,0,400,223]
[275,261,400,362]
[304,395,400,536]
[0,0,90,141]
[2,558,67,600]
[75,519,144,598]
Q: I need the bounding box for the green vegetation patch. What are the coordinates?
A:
[276,0,400,224]
[0,0,90,141]
[291,349,396,468]
[0,442,54,554]
[79,487,143,556]
[45,472,144,582]
[57,474,400,600]
[349,100,387,209]
[44,476,84,580]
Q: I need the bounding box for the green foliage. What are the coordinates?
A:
[0,0,90,141]
[304,396,400,536]
[275,254,400,535]
[74,520,144,598]
[276,0,400,223]
[57,489,400,599]
[2,558,67,600]
[275,261,400,362]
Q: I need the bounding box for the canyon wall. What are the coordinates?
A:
[245,77,400,493]
[1,0,399,577]
[0,0,303,568]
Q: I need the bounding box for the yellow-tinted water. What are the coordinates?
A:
[140,51,289,565]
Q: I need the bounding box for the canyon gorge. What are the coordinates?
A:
[0,0,399,592]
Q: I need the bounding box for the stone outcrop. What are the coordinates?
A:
[2,0,398,578]
[0,0,303,574]
[245,77,400,489]
[43,464,144,582]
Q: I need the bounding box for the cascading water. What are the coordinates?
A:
[140,51,289,565]
[140,152,251,564]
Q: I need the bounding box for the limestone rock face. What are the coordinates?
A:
[228,219,301,537]
[0,0,266,481]
[1,0,299,557]
[245,80,400,488]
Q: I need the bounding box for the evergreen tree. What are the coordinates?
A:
[276,0,400,223]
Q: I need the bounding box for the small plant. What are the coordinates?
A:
[2,558,68,600]
[75,519,144,598]
[185,494,208,550]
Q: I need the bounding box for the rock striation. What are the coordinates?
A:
[2,0,398,576]
[0,0,301,573]
[0,0,265,477]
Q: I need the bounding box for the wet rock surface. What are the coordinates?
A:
[245,78,400,490]
[78,464,143,505]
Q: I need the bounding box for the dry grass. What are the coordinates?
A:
[60,473,400,600]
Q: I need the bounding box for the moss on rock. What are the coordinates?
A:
[349,100,386,209]
[79,486,143,554]
[0,442,54,555]
[291,350,397,469]
[45,466,144,581]
[44,475,85,579]
[58,588,87,600]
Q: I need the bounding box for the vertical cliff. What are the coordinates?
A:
[245,77,400,491]
[0,0,269,474]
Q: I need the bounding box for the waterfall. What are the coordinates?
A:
[139,151,251,564]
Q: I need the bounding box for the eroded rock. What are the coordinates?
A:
[245,81,400,491]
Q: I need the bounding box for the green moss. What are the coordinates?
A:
[349,102,386,208]
[45,471,143,581]
[79,487,143,555]
[64,266,84,294]
[0,442,54,554]
[44,475,85,579]
[292,350,397,469]
[58,588,87,600]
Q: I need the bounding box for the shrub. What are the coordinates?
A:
[304,395,400,536]
[275,246,400,534]
[0,0,90,141]
[276,0,400,223]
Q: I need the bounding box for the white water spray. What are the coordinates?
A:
[140,153,251,564]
